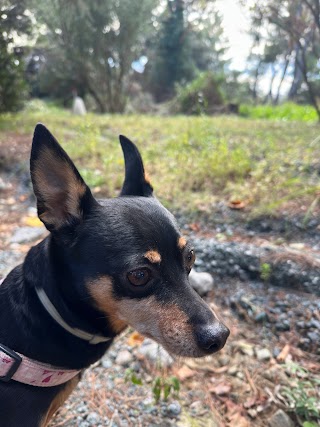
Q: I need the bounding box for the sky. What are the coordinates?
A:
[216,0,252,71]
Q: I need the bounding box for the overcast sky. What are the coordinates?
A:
[216,0,252,70]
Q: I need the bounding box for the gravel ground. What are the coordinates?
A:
[1,165,320,426]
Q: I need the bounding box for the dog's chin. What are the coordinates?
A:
[142,333,210,359]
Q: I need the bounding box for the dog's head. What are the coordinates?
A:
[30,124,229,357]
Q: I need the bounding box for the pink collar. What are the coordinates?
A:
[0,344,80,387]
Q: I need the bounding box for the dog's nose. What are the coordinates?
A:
[195,322,230,354]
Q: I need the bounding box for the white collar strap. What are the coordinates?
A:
[35,287,111,345]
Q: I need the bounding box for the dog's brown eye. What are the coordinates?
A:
[127,268,151,286]
[187,249,195,264]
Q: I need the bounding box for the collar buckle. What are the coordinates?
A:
[0,343,22,382]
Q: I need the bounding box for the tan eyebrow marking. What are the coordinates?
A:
[144,250,161,264]
[178,236,187,250]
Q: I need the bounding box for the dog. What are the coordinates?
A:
[0,124,229,426]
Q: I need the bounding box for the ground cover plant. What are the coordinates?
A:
[0,103,319,221]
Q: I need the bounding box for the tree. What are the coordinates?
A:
[244,0,320,119]
[149,0,227,101]
[32,0,157,112]
[0,1,32,112]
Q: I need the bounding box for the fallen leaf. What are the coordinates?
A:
[176,365,196,381]
[24,216,43,227]
[189,222,200,232]
[210,382,231,396]
[228,199,246,210]
[127,331,144,346]
[244,397,256,409]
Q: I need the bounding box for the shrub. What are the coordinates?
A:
[173,72,225,115]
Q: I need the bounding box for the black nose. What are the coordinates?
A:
[195,322,230,354]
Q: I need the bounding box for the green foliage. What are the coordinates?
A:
[125,368,180,402]
[149,1,227,101]
[31,0,157,112]
[239,103,318,122]
[282,363,320,423]
[260,263,271,282]
[173,72,225,115]
[125,368,143,386]
[149,0,195,100]
[152,376,180,403]
[0,1,32,112]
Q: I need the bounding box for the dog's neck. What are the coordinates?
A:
[0,237,116,370]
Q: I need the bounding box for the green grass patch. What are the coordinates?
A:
[239,102,318,122]
[0,102,319,218]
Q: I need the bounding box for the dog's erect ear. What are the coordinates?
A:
[30,124,96,232]
[119,135,153,197]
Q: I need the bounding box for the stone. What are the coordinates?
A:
[268,409,294,427]
[167,401,181,416]
[101,359,112,369]
[189,269,214,296]
[254,312,269,323]
[87,412,100,425]
[10,226,46,244]
[115,350,133,366]
[137,338,174,367]
[256,348,272,361]
[72,96,87,115]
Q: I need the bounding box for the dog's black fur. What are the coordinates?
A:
[0,124,229,426]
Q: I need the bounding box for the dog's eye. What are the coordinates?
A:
[186,249,195,273]
[187,249,195,264]
[127,268,151,286]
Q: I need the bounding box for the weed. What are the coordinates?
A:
[260,263,272,282]
[152,376,180,403]
[281,363,320,424]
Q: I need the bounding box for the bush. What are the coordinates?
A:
[172,72,225,115]
[0,49,27,113]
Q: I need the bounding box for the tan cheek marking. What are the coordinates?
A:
[144,250,161,264]
[40,374,80,426]
[87,277,128,334]
[178,236,187,250]
[144,172,151,185]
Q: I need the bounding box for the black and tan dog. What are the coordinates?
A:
[0,124,229,426]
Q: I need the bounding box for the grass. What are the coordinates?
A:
[239,102,318,122]
[0,101,319,219]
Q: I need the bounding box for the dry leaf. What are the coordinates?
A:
[210,382,231,396]
[176,366,196,381]
[127,331,144,346]
[24,216,43,227]
[228,199,246,210]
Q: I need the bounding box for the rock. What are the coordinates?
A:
[256,348,272,361]
[137,339,174,367]
[101,358,113,369]
[254,312,269,323]
[268,409,294,427]
[275,321,290,332]
[87,412,100,425]
[189,269,214,296]
[115,350,133,366]
[167,401,181,416]
[10,226,46,244]
[72,96,87,115]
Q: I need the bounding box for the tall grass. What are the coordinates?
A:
[0,102,319,218]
